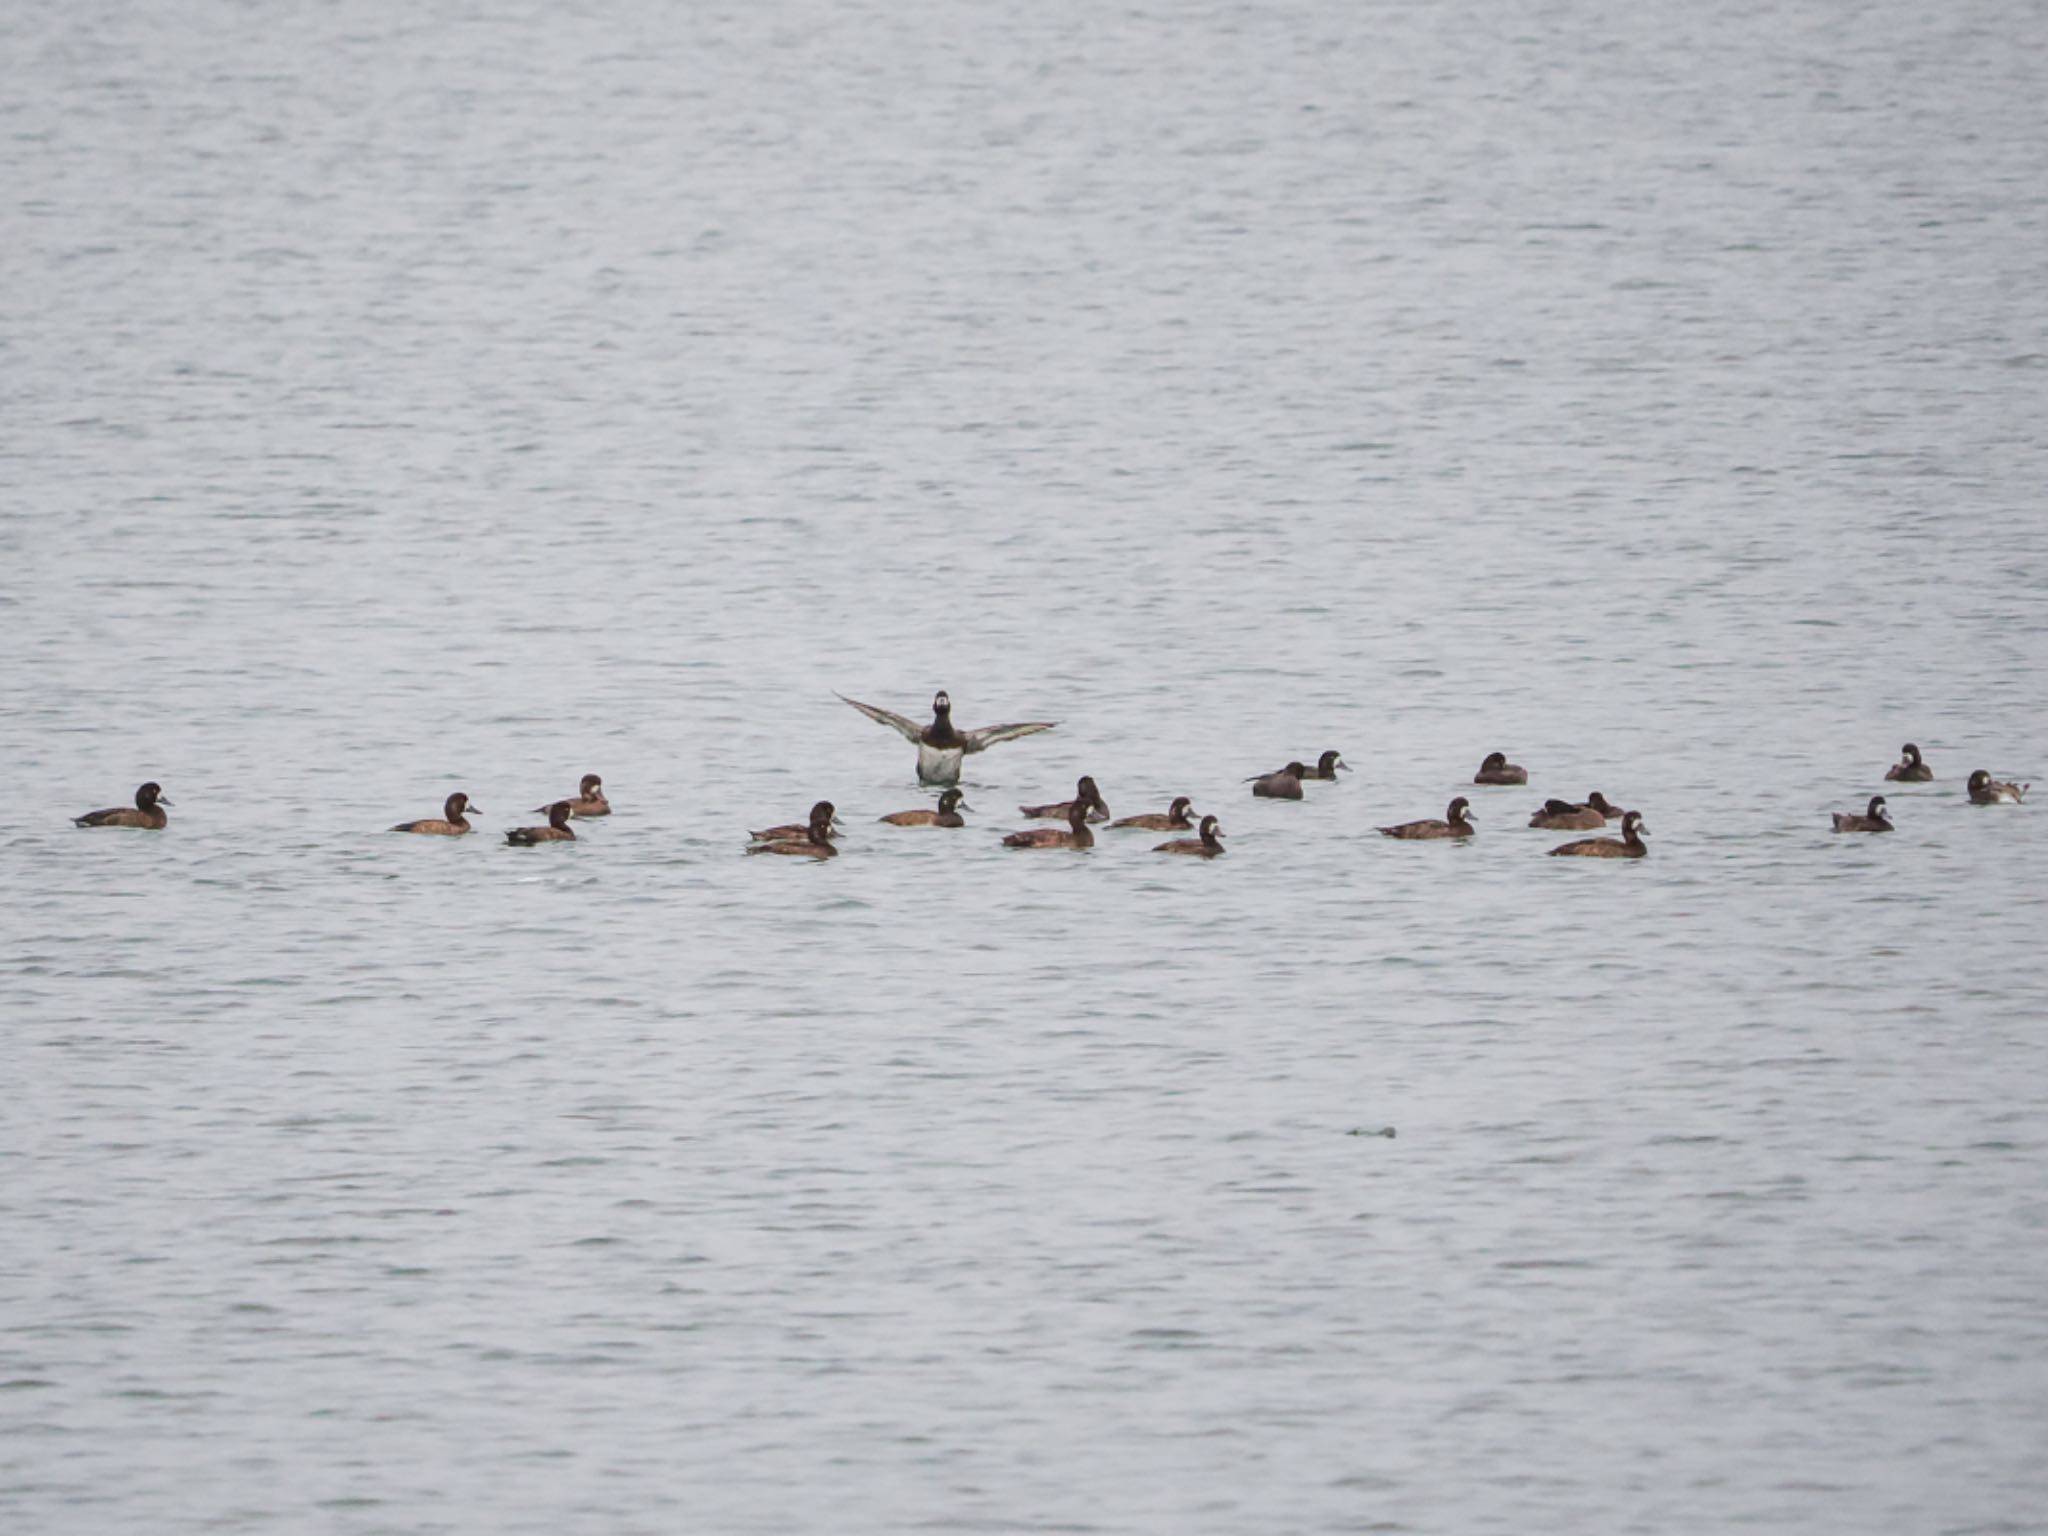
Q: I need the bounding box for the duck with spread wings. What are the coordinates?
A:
[838,689,1056,785]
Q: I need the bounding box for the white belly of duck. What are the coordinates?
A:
[917,743,966,785]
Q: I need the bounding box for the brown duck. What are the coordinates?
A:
[1831,795,1893,833]
[749,801,838,858]
[1378,797,1476,840]
[1109,796,1196,831]
[1549,810,1648,858]
[1019,775,1111,823]
[751,801,840,842]
[74,781,170,829]
[1527,792,1621,831]
[1002,800,1095,850]
[1473,751,1527,786]
[879,789,970,827]
[1883,744,1932,783]
[1247,762,1308,800]
[394,792,478,836]
[534,774,608,817]
[506,801,577,845]
[1154,815,1226,857]
[1967,770,2028,804]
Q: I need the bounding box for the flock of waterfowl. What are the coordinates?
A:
[70,695,2031,862]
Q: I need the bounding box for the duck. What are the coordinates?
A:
[879,788,970,827]
[73,781,170,829]
[1002,800,1095,850]
[1109,796,1197,831]
[533,774,609,818]
[1019,775,1111,823]
[1549,809,1648,858]
[1527,792,1622,831]
[1378,797,1476,840]
[1884,744,1933,783]
[748,801,839,858]
[1473,751,1528,786]
[751,801,840,842]
[1966,769,2028,805]
[1300,750,1350,781]
[1154,815,1226,857]
[1832,795,1893,833]
[838,689,1056,785]
[393,792,478,836]
[505,801,577,845]
[1247,762,1309,800]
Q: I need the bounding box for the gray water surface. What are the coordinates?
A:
[5,1,2047,1531]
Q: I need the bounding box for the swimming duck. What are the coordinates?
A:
[751,801,840,842]
[1109,796,1197,831]
[73,781,170,829]
[1832,795,1893,833]
[879,789,970,827]
[1884,744,1933,783]
[1002,800,1095,850]
[1019,775,1111,823]
[749,801,839,858]
[1549,810,1648,858]
[533,774,609,817]
[393,792,477,836]
[1378,797,1476,840]
[1527,792,1621,831]
[506,801,577,845]
[1300,750,1350,781]
[1473,751,1527,786]
[1154,815,1226,857]
[838,690,1056,785]
[1247,762,1308,800]
[1967,770,2028,804]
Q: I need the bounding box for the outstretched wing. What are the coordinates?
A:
[961,720,1057,753]
[837,693,927,744]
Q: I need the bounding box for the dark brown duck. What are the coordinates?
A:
[749,801,838,858]
[1109,796,1196,831]
[1297,750,1349,781]
[1549,810,1648,858]
[1002,800,1095,850]
[752,801,840,842]
[1020,775,1111,823]
[1473,751,1528,786]
[1967,769,2028,804]
[1247,762,1308,800]
[506,800,577,845]
[1154,815,1226,857]
[534,774,609,817]
[879,788,970,827]
[1884,744,1932,783]
[73,781,170,829]
[1527,792,1621,831]
[1832,795,1893,833]
[1378,797,1476,840]
[394,792,477,836]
